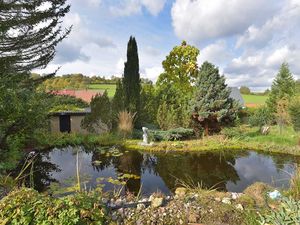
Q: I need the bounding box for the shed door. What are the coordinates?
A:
[59,115,71,133]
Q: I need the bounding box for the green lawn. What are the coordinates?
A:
[242,94,268,106]
[88,84,116,98]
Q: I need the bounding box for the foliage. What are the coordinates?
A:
[81,91,112,133]
[150,128,195,141]
[140,83,158,126]
[123,36,141,125]
[39,74,90,91]
[33,131,120,149]
[49,94,89,112]
[221,127,246,139]
[155,41,199,130]
[240,86,251,94]
[289,96,300,132]
[249,106,273,128]
[274,97,290,134]
[0,188,107,224]
[157,41,199,92]
[0,77,51,171]
[191,61,239,135]
[112,79,125,115]
[118,111,136,138]
[296,79,300,94]
[259,197,300,225]
[266,63,296,113]
[0,0,70,170]
[156,84,191,130]
[0,0,71,75]
[290,165,300,200]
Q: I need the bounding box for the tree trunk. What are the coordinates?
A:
[204,120,209,136]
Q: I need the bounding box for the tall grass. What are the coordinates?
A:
[117,111,136,138]
[290,165,300,200]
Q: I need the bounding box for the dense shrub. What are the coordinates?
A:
[0,188,107,224]
[289,96,300,132]
[150,128,194,141]
[248,106,273,128]
[221,127,246,139]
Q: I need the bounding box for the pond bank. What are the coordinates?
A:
[123,135,300,156]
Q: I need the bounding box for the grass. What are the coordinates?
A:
[123,126,300,156]
[242,94,268,107]
[88,84,116,98]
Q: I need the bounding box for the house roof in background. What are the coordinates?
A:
[229,87,245,106]
[52,89,103,103]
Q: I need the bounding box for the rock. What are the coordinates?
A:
[151,197,164,208]
[115,199,124,207]
[214,197,221,202]
[222,197,232,205]
[231,192,243,200]
[175,187,187,198]
[188,213,198,223]
[137,203,146,211]
[235,204,244,210]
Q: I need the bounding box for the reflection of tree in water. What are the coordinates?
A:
[154,152,241,192]
[11,153,60,192]
[91,151,113,171]
[267,152,300,171]
[113,151,143,195]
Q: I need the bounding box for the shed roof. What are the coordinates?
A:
[51,107,91,116]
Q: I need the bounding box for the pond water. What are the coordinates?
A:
[18,146,300,196]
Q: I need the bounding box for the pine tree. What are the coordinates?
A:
[266,63,295,113]
[123,36,141,125]
[191,61,239,136]
[0,0,70,161]
[112,79,125,113]
[0,0,71,78]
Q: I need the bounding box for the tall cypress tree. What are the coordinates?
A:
[123,36,141,125]
[191,61,239,136]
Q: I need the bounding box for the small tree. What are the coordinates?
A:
[240,86,251,95]
[191,61,239,136]
[266,63,295,113]
[274,97,290,134]
[289,96,300,132]
[81,91,111,133]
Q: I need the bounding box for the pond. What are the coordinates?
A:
[17,146,300,196]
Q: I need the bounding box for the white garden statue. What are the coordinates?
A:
[139,127,154,146]
[142,127,149,144]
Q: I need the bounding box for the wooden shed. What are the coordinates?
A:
[50,108,91,134]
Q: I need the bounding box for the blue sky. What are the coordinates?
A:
[36,0,300,91]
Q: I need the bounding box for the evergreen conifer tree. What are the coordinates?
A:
[122,36,141,125]
[191,61,239,136]
[112,79,125,114]
[0,0,71,78]
[266,63,296,113]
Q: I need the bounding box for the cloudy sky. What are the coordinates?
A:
[36,0,300,91]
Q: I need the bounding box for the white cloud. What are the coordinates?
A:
[198,41,233,66]
[141,0,166,16]
[87,0,102,7]
[142,66,163,81]
[171,0,282,42]
[110,0,166,17]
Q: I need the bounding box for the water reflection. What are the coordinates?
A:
[16,147,299,195]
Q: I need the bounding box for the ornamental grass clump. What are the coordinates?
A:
[118,111,136,138]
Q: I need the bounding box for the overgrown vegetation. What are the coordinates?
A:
[0,188,107,224]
